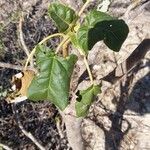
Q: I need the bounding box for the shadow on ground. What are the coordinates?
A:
[90,39,150,150]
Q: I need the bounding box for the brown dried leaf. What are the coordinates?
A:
[18,70,35,96]
[6,70,35,103]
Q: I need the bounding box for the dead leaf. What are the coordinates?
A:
[18,70,35,96]
[6,70,35,103]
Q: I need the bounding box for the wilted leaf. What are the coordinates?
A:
[28,45,77,110]
[76,10,129,54]
[19,70,35,96]
[75,84,101,117]
[6,70,35,103]
[48,3,78,33]
[11,70,35,96]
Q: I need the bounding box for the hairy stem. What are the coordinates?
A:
[83,56,94,85]
[12,104,45,150]
[72,4,94,85]
[78,0,92,16]
[24,33,65,70]
[78,49,94,85]
[55,36,70,54]
[0,62,36,72]
[0,143,12,150]
[62,39,70,57]
[19,14,34,68]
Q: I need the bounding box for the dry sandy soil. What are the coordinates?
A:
[0,0,150,150]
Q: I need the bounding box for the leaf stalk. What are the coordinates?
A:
[24,33,65,70]
[55,36,70,55]
[83,56,94,85]
[78,0,92,16]
[77,48,94,85]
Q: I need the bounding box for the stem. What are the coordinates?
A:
[77,49,94,85]
[78,0,92,16]
[55,36,70,54]
[19,15,30,57]
[62,39,70,57]
[12,104,45,150]
[24,33,65,70]
[0,62,36,72]
[19,14,34,68]
[0,143,12,150]
[38,33,65,45]
[83,56,94,85]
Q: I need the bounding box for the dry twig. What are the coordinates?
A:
[0,143,12,150]
[12,104,45,150]
[56,118,64,139]
[0,62,37,72]
[18,14,34,68]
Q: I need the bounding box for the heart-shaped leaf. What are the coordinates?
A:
[48,3,78,33]
[75,85,101,117]
[27,45,77,110]
[83,10,114,27]
[76,10,129,54]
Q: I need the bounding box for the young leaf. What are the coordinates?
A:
[82,0,87,3]
[75,85,101,117]
[76,10,129,54]
[27,45,78,110]
[48,3,78,33]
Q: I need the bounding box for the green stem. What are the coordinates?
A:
[55,36,70,54]
[83,56,94,85]
[62,39,70,57]
[78,0,92,16]
[24,33,65,70]
[78,49,94,85]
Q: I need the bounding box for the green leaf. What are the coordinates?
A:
[82,0,87,3]
[48,3,78,33]
[27,45,78,110]
[75,85,101,117]
[76,10,129,54]
[84,10,114,27]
